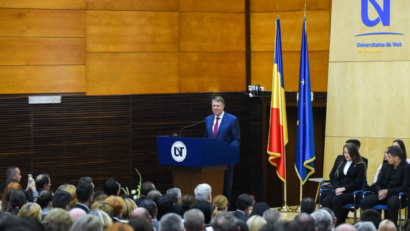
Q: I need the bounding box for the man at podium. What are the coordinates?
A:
[204,96,240,207]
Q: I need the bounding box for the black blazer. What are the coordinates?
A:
[332,162,365,193]
[233,210,249,222]
[72,203,90,213]
[373,161,410,195]
[329,155,368,187]
[175,204,185,216]
[194,201,213,224]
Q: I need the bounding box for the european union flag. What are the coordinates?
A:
[295,18,315,185]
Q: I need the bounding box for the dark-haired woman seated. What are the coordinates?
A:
[393,139,410,163]
[321,143,366,226]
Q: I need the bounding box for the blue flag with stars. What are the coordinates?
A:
[295,18,315,185]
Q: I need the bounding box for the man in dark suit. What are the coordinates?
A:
[233,194,254,222]
[204,96,240,206]
[361,146,410,225]
[194,183,213,224]
[73,183,94,213]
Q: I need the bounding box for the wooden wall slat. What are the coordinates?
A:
[179,12,245,52]
[251,10,330,52]
[0,0,86,10]
[86,11,178,53]
[0,66,86,94]
[251,0,330,12]
[179,0,245,12]
[0,38,85,65]
[86,53,179,95]
[179,53,246,93]
[86,0,179,11]
[0,9,85,37]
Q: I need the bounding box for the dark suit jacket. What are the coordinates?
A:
[372,161,410,195]
[175,204,184,216]
[233,210,249,222]
[134,197,145,207]
[204,112,240,148]
[194,201,213,224]
[329,155,368,187]
[332,162,365,193]
[73,203,90,213]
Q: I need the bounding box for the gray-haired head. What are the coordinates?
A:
[160,213,184,231]
[354,221,376,231]
[166,188,182,204]
[320,208,335,228]
[311,209,333,231]
[211,212,237,231]
[184,209,205,231]
[68,214,103,231]
[335,224,357,231]
[263,208,281,223]
[212,96,225,105]
[194,184,212,201]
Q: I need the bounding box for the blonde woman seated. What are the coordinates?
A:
[246,215,266,231]
[18,203,42,221]
[212,195,229,218]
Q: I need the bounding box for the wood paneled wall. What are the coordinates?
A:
[250,0,331,92]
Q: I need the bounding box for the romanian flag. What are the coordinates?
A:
[267,18,288,183]
[295,18,315,185]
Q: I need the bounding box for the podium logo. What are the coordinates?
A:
[171,141,187,162]
[361,0,390,27]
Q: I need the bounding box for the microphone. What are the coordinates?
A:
[179,120,205,137]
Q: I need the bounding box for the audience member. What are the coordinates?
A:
[0,214,44,231]
[181,195,197,212]
[167,188,184,216]
[104,196,125,222]
[94,190,105,199]
[250,202,270,217]
[194,183,213,224]
[79,177,94,188]
[237,219,250,231]
[212,195,229,218]
[311,209,333,231]
[135,181,155,206]
[91,201,115,218]
[320,207,336,231]
[69,208,87,221]
[140,199,159,231]
[67,214,103,231]
[128,216,153,231]
[52,191,72,211]
[74,183,94,213]
[160,213,184,231]
[377,220,396,231]
[17,202,42,221]
[234,193,254,222]
[184,208,205,231]
[36,190,53,220]
[107,222,134,231]
[263,208,281,223]
[335,224,356,231]
[42,208,73,231]
[95,194,109,203]
[295,213,316,231]
[147,189,162,206]
[57,184,78,209]
[0,166,21,197]
[35,174,51,193]
[360,209,381,229]
[89,209,113,230]
[282,220,300,231]
[301,197,316,214]
[353,221,376,231]
[259,222,285,231]
[211,212,238,231]
[122,198,137,220]
[157,195,177,221]
[247,215,267,231]
[393,139,408,161]
[1,182,22,211]
[7,189,27,215]
[131,207,151,223]
[104,178,121,197]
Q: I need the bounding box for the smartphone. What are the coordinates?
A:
[28,174,33,184]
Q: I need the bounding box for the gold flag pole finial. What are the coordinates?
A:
[277,3,279,19]
[304,3,306,18]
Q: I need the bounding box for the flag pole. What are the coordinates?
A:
[279,149,292,212]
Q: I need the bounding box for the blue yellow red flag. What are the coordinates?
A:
[295,18,315,185]
[267,18,288,182]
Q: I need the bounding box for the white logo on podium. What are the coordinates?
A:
[171,141,187,162]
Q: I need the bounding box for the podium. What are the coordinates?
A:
[157,136,240,197]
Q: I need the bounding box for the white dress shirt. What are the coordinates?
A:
[343,160,352,175]
[212,111,225,133]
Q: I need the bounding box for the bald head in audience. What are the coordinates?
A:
[69,208,86,221]
[336,224,357,231]
[131,207,152,224]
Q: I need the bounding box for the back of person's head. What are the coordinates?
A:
[35,174,50,191]
[78,177,93,186]
[95,194,108,202]
[68,214,103,231]
[236,194,254,211]
[301,197,316,214]
[194,184,212,201]
[181,195,197,212]
[166,188,181,204]
[346,139,361,148]
[69,208,86,221]
[131,207,151,221]
[311,209,332,231]
[212,195,228,218]
[104,196,124,217]
[335,224,357,231]
[157,195,177,220]
[388,146,404,160]
[20,216,45,231]
[76,183,94,203]
[106,222,134,231]
[211,212,238,231]
[128,216,153,231]
[147,189,162,205]
[361,209,381,229]
[184,208,205,231]
[282,220,300,231]
[378,220,396,231]
[37,190,53,209]
[18,203,42,221]
[263,208,281,223]
[354,221,376,231]
[42,208,73,231]
[104,177,119,196]
[320,208,335,228]
[140,199,158,219]
[52,191,72,210]
[122,198,137,220]
[295,213,316,231]
[141,181,155,196]
[250,202,270,216]
[259,222,285,231]
[1,182,22,210]
[91,201,115,217]
[237,220,250,231]
[89,209,113,230]
[57,184,78,208]
[0,215,44,231]
[247,215,267,231]
[6,166,19,179]
[8,189,27,215]
[160,213,184,231]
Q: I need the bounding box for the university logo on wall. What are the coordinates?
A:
[361,0,390,27]
[171,141,187,162]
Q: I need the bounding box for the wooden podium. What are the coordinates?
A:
[156,137,240,196]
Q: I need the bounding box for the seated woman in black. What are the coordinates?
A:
[321,143,366,226]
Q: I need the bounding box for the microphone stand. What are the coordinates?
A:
[179,120,205,137]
